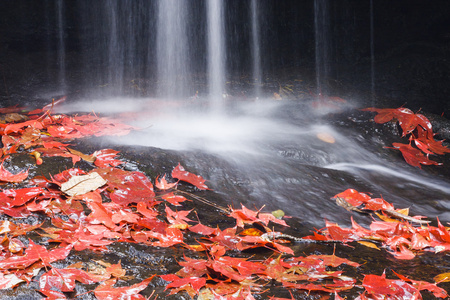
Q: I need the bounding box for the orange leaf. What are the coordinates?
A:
[239,228,263,236]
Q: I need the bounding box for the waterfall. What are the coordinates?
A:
[370,0,376,102]
[105,2,124,94]
[251,0,261,98]
[56,0,66,91]
[207,0,225,110]
[314,0,330,96]
[156,0,190,98]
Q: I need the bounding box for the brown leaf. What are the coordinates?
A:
[67,148,96,163]
[0,113,29,124]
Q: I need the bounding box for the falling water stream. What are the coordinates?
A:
[251,0,261,98]
[56,0,66,91]
[2,1,450,298]
[370,0,376,101]
[156,0,190,98]
[314,0,330,95]
[52,1,450,229]
[207,0,225,109]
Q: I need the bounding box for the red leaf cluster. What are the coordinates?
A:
[0,101,447,299]
[362,107,450,167]
[161,248,358,298]
[357,271,447,299]
[306,189,450,262]
[0,99,136,165]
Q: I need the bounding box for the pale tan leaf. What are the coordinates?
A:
[61,172,107,196]
[0,273,25,289]
[316,132,336,143]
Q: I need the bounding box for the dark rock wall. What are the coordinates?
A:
[0,0,449,114]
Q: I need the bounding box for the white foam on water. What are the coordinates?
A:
[325,162,450,194]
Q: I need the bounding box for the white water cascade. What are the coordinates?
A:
[157,0,190,98]
[207,0,226,111]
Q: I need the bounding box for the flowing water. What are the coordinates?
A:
[56,97,450,228]
[370,0,376,101]
[2,2,450,298]
[50,0,450,229]
[207,0,226,109]
[156,0,190,98]
[314,0,330,95]
[56,0,66,91]
[251,0,261,98]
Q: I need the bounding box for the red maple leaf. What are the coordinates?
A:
[94,276,155,300]
[3,119,45,135]
[165,206,194,226]
[51,168,87,185]
[155,174,178,190]
[162,192,188,206]
[171,163,209,190]
[392,270,448,298]
[413,134,450,156]
[49,221,116,252]
[228,204,288,228]
[161,274,206,294]
[2,187,45,207]
[0,241,72,270]
[93,149,124,168]
[136,202,159,219]
[97,168,155,205]
[362,271,418,298]
[391,142,441,168]
[38,288,67,300]
[40,267,110,292]
[0,162,29,183]
[86,202,116,229]
[33,147,81,165]
[333,189,371,206]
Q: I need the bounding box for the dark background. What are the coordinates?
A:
[0,0,449,115]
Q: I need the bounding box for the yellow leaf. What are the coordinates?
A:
[271,209,285,219]
[375,212,400,223]
[239,228,263,236]
[358,241,380,250]
[168,223,189,230]
[185,244,207,252]
[396,207,409,216]
[434,272,450,283]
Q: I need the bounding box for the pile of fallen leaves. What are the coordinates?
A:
[362,107,450,168]
[0,99,447,299]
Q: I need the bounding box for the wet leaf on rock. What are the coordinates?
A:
[0,162,29,183]
[93,276,155,300]
[172,163,209,190]
[61,172,107,196]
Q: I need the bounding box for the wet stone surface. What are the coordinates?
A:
[0,101,448,299]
